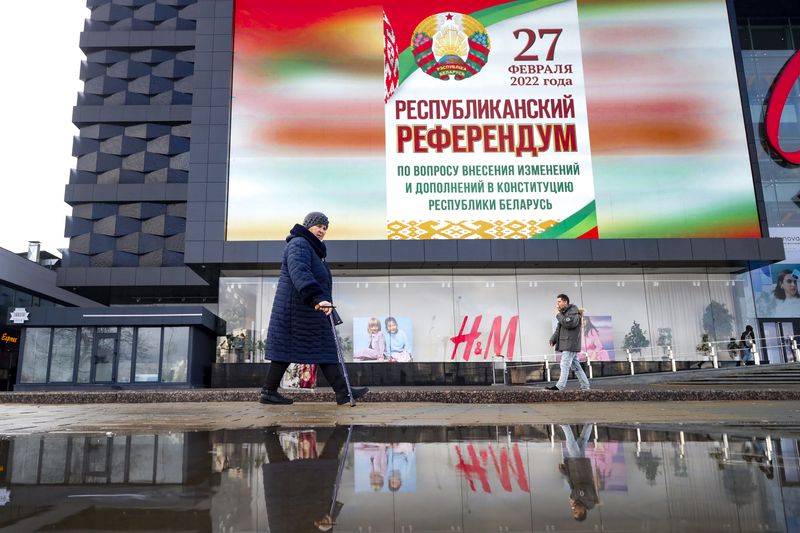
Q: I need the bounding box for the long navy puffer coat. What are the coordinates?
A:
[266,224,338,364]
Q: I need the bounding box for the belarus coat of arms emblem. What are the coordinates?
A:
[411,12,490,80]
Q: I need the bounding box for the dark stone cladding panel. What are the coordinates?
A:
[189,237,785,270]
[184,0,232,283]
[64,0,202,281]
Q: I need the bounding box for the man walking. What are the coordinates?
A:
[547,294,590,391]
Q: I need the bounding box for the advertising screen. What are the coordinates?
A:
[229,0,760,240]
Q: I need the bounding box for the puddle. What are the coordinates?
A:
[0,425,798,531]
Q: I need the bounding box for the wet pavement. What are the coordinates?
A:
[0,399,799,435]
[0,423,798,532]
[1,368,799,531]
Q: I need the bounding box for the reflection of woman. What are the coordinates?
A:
[263,426,348,532]
[385,317,412,362]
[773,270,800,316]
[582,317,610,361]
[353,318,386,362]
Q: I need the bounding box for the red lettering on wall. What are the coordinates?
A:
[765,49,800,165]
[485,315,519,360]
[450,315,482,361]
[450,315,519,361]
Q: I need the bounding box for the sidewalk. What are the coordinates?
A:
[2,366,798,435]
[1,398,799,436]
[2,364,799,405]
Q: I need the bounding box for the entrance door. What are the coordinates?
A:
[92,331,118,383]
[760,321,797,364]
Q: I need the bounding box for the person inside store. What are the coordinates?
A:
[739,325,756,366]
[259,211,368,405]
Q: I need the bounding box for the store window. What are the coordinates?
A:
[77,328,93,383]
[161,327,189,382]
[581,270,652,361]
[333,274,391,361]
[0,285,14,307]
[452,273,520,363]
[48,328,77,382]
[19,328,51,383]
[117,327,134,383]
[387,274,455,363]
[134,328,161,382]
[516,271,580,361]
[218,269,763,364]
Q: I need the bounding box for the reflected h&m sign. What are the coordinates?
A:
[765,49,800,165]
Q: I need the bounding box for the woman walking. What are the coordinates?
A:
[260,211,368,405]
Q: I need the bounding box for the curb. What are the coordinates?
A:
[1,388,799,404]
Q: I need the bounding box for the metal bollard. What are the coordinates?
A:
[765,435,773,462]
[711,343,718,369]
[792,339,800,363]
[752,341,761,365]
[636,428,642,456]
[627,349,635,376]
[544,356,551,382]
[586,354,593,379]
[668,345,676,372]
[679,431,686,459]
[722,434,730,462]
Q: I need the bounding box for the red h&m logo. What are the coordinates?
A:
[450,315,519,361]
[765,49,800,165]
[455,443,530,493]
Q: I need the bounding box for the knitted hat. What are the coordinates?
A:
[302,211,329,228]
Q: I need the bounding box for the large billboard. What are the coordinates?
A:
[229,0,760,240]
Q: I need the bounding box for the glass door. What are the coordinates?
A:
[760,321,797,364]
[92,329,118,383]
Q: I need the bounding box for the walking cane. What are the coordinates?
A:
[328,424,354,522]
[316,304,356,406]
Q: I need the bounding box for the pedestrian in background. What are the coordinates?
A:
[546,293,590,391]
[739,325,756,366]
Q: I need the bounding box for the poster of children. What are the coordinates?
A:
[354,442,416,493]
[582,315,615,361]
[352,316,413,362]
[752,264,800,318]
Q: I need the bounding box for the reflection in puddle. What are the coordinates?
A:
[0,425,798,531]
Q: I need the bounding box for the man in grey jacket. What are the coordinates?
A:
[547,294,590,391]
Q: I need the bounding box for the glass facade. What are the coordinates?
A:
[217,269,755,364]
[0,281,59,309]
[19,326,191,386]
[737,13,800,323]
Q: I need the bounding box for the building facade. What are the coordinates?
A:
[8,0,800,389]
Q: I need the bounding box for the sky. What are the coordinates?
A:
[0,2,88,256]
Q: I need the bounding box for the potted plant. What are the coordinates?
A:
[623,321,650,356]
[702,301,734,342]
[696,333,712,357]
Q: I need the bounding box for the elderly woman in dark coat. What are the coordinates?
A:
[260,212,369,405]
